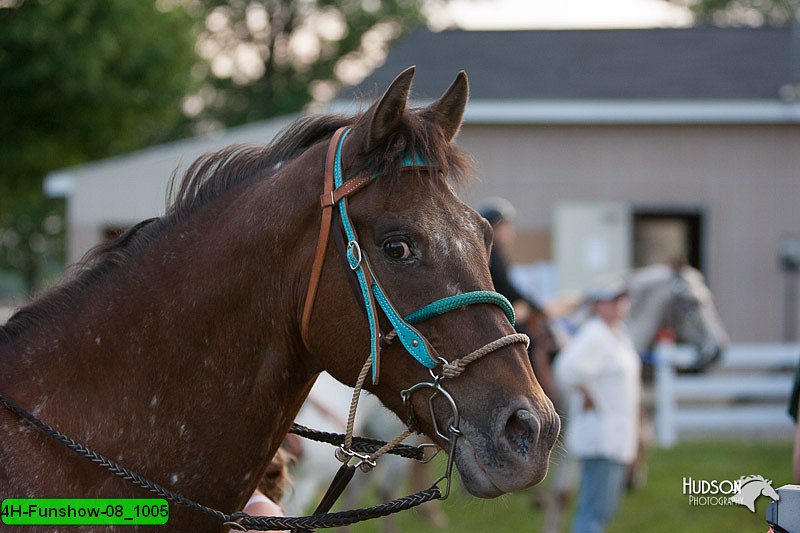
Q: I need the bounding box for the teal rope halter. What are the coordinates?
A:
[331,128,516,382]
[404,291,515,326]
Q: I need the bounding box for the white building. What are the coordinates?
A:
[48,28,800,342]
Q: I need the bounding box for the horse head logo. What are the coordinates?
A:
[730,475,780,512]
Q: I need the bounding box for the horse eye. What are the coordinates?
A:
[383,239,412,260]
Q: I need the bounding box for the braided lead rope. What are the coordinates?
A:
[0,393,229,522]
[441,333,530,379]
[289,424,423,460]
[1,391,440,531]
[232,487,442,530]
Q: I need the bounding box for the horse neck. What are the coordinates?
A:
[0,165,322,512]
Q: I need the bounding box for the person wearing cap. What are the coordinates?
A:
[478,197,535,326]
[553,279,641,533]
[478,198,559,400]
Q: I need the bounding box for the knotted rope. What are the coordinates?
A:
[339,331,530,467]
[441,333,529,379]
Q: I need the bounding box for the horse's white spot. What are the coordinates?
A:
[95,336,101,345]
[452,235,469,256]
[170,473,180,484]
[179,423,187,437]
[243,471,252,481]
[430,232,450,257]
[150,395,159,408]
[32,397,48,416]
[446,282,463,296]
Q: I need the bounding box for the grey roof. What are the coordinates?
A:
[343,27,798,101]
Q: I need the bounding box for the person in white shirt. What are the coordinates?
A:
[554,280,641,533]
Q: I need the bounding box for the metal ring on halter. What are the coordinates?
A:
[347,240,362,270]
[400,380,460,443]
[417,443,442,464]
[432,443,460,500]
[399,378,462,499]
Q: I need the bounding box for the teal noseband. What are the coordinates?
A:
[405,291,515,326]
[331,128,515,382]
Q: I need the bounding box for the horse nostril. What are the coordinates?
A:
[504,409,539,455]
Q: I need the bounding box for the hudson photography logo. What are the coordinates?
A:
[682,475,780,512]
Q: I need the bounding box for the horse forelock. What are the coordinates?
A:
[368,108,473,187]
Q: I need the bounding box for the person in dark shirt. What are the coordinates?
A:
[479,197,534,325]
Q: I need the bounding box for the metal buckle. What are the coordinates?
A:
[347,240,362,270]
[335,444,377,472]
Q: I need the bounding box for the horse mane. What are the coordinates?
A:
[166,114,352,224]
[1,107,472,343]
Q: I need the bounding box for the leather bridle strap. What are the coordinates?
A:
[301,126,517,386]
[301,126,370,351]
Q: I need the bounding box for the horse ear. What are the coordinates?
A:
[361,66,415,152]
[422,70,469,142]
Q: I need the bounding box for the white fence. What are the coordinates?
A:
[654,342,800,447]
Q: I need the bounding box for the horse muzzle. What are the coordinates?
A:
[453,395,560,497]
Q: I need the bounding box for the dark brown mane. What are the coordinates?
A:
[165,114,352,224]
[0,107,472,343]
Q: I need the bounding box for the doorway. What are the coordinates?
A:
[633,209,704,272]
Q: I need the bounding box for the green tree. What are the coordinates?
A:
[667,0,797,25]
[0,0,200,293]
[190,0,437,129]
[0,0,438,295]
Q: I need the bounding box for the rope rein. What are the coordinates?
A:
[441,333,529,379]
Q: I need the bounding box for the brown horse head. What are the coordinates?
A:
[301,68,559,497]
[0,67,558,528]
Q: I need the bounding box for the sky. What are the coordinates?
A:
[430,0,694,30]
